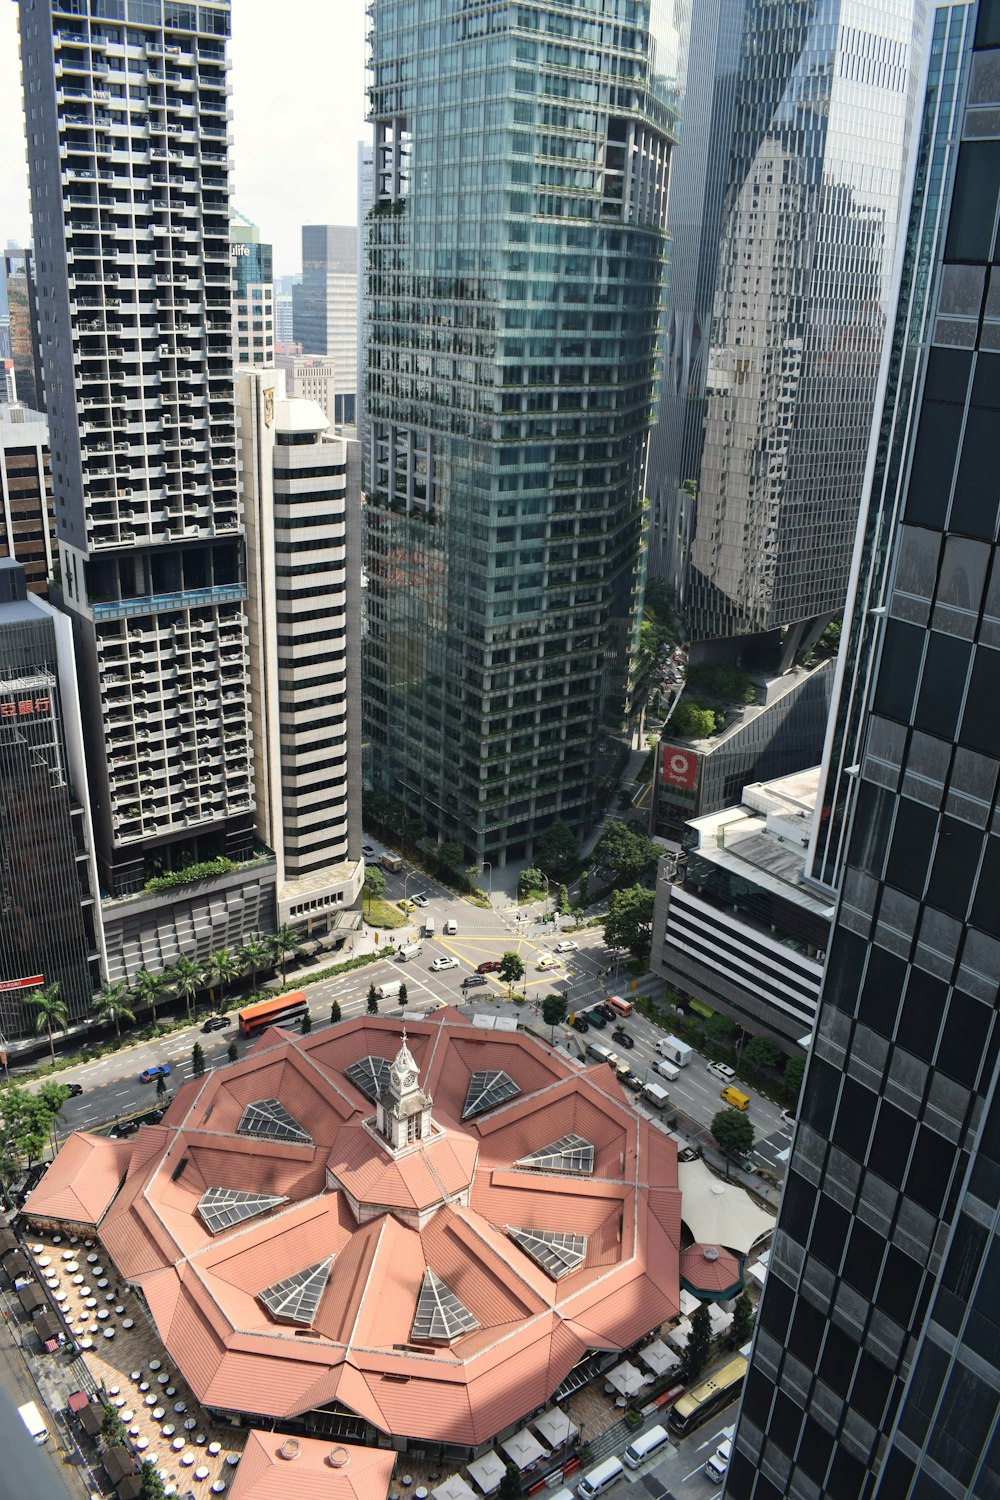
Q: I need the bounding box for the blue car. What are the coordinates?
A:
[139,1064,171,1084]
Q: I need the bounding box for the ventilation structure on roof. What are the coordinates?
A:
[410,1267,479,1344]
[463,1069,520,1119]
[508,1226,586,1279]
[198,1187,288,1235]
[258,1256,333,1325]
[346,1055,392,1101]
[237,1098,311,1144]
[516,1133,595,1174]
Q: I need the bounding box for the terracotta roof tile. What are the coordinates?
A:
[22,1131,132,1225]
[229,1431,396,1500]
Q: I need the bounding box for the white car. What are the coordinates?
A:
[430,955,459,972]
[411,893,430,908]
[362,843,376,857]
[536,954,562,970]
[707,1060,737,1082]
[555,939,578,953]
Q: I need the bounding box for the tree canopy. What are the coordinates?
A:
[592,820,659,887]
[498,951,525,994]
[0,1082,68,1182]
[541,994,568,1034]
[534,820,578,877]
[711,1108,754,1162]
[784,1053,805,1096]
[744,1035,782,1073]
[603,884,655,960]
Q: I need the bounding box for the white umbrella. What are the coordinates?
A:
[467,1450,506,1495]
[665,1317,692,1350]
[530,1408,579,1450]
[606,1360,645,1398]
[499,1429,546,1471]
[432,1477,477,1500]
[638,1338,680,1377]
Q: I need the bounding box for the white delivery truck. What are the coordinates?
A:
[376,980,403,1002]
[396,941,422,962]
[18,1401,48,1444]
[423,915,436,937]
[443,918,458,935]
[642,1080,670,1110]
[655,1058,680,1082]
[656,1035,693,1067]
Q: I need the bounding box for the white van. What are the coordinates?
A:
[423,915,436,937]
[655,1058,680,1082]
[443,918,458,935]
[577,1456,625,1499]
[18,1401,48,1444]
[705,1436,733,1483]
[396,942,422,962]
[622,1422,670,1469]
[376,980,403,1001]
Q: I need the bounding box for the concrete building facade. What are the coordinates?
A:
[0,401,56,595]
[291,225,357,425]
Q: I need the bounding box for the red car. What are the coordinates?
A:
[477,960,502,974]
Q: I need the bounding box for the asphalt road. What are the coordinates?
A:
[0,1331,78,1500]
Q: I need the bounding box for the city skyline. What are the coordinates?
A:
[0,0,366,274]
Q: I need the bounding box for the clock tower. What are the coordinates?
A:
[377,1032,433,1150]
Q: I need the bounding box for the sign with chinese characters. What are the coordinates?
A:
[0,974,43,993]
[660,743,699,791]
[0,697,50,720]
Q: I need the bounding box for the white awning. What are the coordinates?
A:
[531,1407,579,1450]
[605,1360,648,1398]
[433,1477,478,1500]
[638,1338,681,1377]
[679,1288,701,1317]
[467,1451,506,1495]
[499,1429,546,1471]
[665,1317,692,1350]
[678,1159,775,1254]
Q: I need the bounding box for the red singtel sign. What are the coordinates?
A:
[661,744,699,790]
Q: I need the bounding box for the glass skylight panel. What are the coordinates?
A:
[198,1187,287,1235]
[410,1268,479,1342]
[346,1055,392,1101]
[259,1256,333,1325]
[237,1098,311,1144]
[516,1134,595,1174]
[463,1069,520,1119]
[508,1227,586,1279]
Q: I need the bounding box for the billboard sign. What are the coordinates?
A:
[661,744,699,791]
[0,974,43,993]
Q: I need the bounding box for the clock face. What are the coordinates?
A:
[404,1071,416,1088]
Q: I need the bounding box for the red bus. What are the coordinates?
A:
[238,990,309,1039]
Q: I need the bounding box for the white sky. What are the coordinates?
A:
[0,2,368,278]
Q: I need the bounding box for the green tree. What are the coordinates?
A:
[131,968,166,1028]
[301,1010,312,1033]
[672,701,718,738]
[534,820,578,877]
[705,1011,735,1048]
[744,1035,782,1074]
[732,1290,754,1345]
[91,980,136,1043]
[498,1462,522,1500]
[684,1302,713,1382]
[205,947,237,1011]
[711,1108,754,1163]
[227,1039,239,1063]
[437,841,461,872]
[367,984,379,1016]
[37,1079,70,1117]
[329,1000,342,1025]
[269,924,301,985]
[541,993,568,1041]
[556,883,570,913]
[139,1461,167,1500]
[498,950,525,998]
[398,983,408,1007]
[191,1042,206,1078]
[401,817,426,854]
[363,865,387,917]
[592,820,659,886]
[518,867,546,900]
[26,982,69,1064]
[169,953,202,1020]
[237,934,271,992]
[0,1085,64,1174]
[603,885,655,960]
[577,868,590,908]
[784,1053,805,1097]
[101,1403,127,1446]
[155,1070,167,1100]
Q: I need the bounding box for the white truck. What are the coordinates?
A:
[443,918,458,935]
[423,915,436,937]
[642,1080,670,1110]
[376,980,403,1002]
[655,1058,680,1082]
[396,941,422,962]
[656,1034,693,1067]
[18,1401,48,1444]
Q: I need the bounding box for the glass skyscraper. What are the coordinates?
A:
[729,3,1000,1495]
[363,0,688,865]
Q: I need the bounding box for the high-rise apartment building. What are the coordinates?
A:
[357,139,374,453]
[292,225,357,424]
[364,0,687,866]
[18,1,257,909]
[236,369,364,939]
[729,4,1000,1495]
[649,0,921,664]
[231,208,273,366]
[0,401,56,594]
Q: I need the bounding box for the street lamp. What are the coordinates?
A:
[481,861,493,899]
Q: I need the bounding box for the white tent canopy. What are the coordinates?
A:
[678,1159,775,1253]
[434,1478,478,1500]
[499,1429,546,1471]
[638,1338,681,1377]
[708,1302,733,1334]
[531,1408,579,1450]
[467,1451,506,1495]
[605,1360,648,1398]
[665,1316,692,1351]
[679,1289,701,1317]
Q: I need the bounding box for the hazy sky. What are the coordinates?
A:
[0,2,368,277]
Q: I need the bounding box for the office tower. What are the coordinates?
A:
[292,225,357,424]
[357,139,374,453]
[18,4,264,943]
[231,208,273,366]
[650,0,920,665]
[0,558,103,1041]
[236,369,364,939]
[0,400,56,594]
[3,247,44,412]
[273,291,293,345]
[729,4,1000,1496]
[273,353,338,428]
[364,0,686,866]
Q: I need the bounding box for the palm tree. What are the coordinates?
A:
[91,980,136,1042]
[237,935,270,993]
[269,924,301,986]
[130,968,166,1028]
[170,954,202,1021]
[205,948,237,1012]
[26,982,69,1064]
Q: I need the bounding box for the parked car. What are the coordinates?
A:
[430,956,459,972]
[598,1002,618,1021]
[708,1060,736,1082]
[536,954,561,970]
[65,1082,83,1098]
[110,1120,138,1138]
[362,842,376,857]
[780,1108,796,1125]
[586,1007,608,1029]
[397,898,416,912]
[612,1027,634,1049]
[411,893,430,908]
[477,960,502,973]
[462,974,488,989]
[201,1015,230,1033]
[571,1014,590,1033]
[139,1064,171,1084]
[624,1072,645,1093]
[555,939,578,953]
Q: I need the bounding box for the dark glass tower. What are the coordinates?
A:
[363,0,687,865]
[729,3,1000,1495]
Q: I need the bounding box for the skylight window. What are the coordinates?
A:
[259,1257,333,1325]
[197,1187,287,1235]
[410,1268,478,1343]
[237,1098,311,1144]
[516,1134,595,1174]
[346,1055,392,1101]
[508,1226,586,1279]
[463,1069,520,1119]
